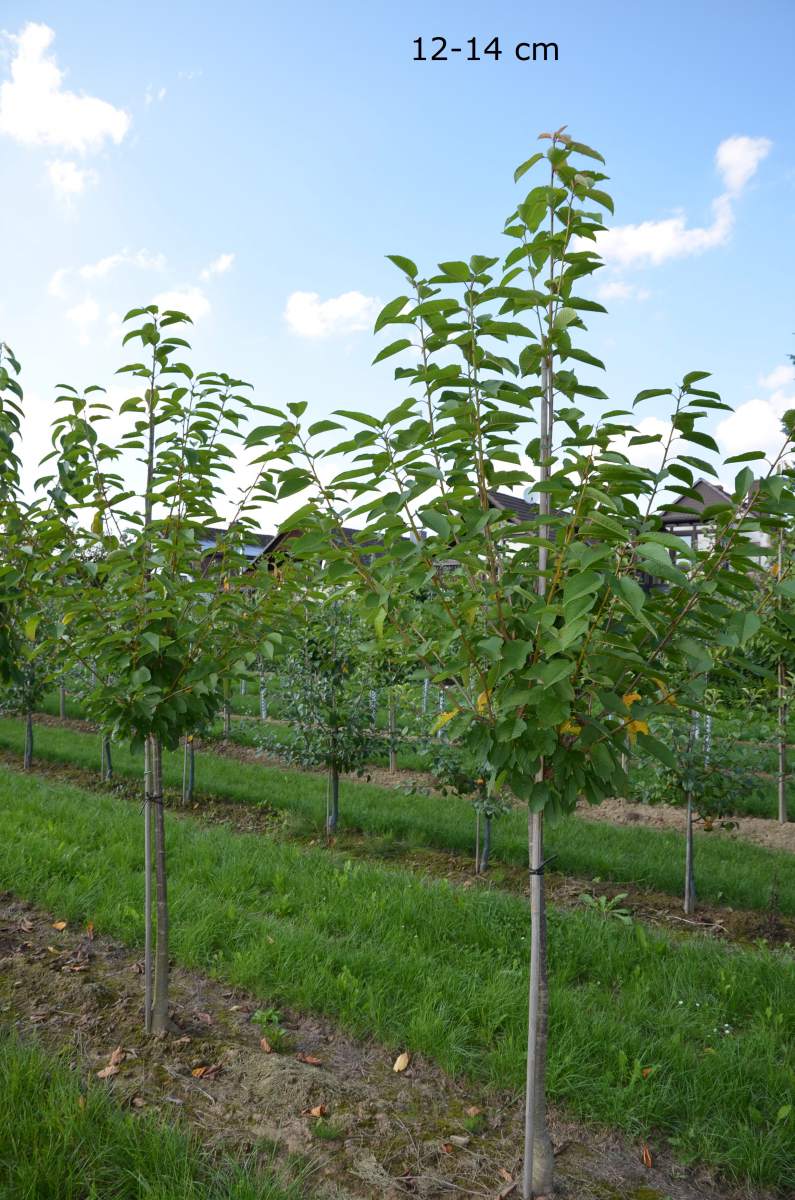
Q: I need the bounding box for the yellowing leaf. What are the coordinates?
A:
[51,920,67,931]
[392,1051,410,1073]
[626,719,649,744]
[476,690,491,714]
[559,719,582,736]
[622,691,641,708]
[430,708,459,734]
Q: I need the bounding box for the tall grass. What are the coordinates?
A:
[0,766,793,1191]
[0,1034,303,1199]
[0,717,792,916]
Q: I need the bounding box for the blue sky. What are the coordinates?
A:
[2,1,794,518]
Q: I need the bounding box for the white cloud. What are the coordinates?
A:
[79,249,166,280]
[595,279,651,302]
[152,286,210,321]
[144,85,167,106]
[717,378,795,462]
[593,135,770,269]
[284,290,380,338]
[0,23,130,153]
[65,296,100,344]
[759,364,795,391]
[715,136,772,194]
[200,252,235,281]
[47,158,97,196]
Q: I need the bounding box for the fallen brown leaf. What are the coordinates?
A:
[86,922,95,940]
[296,1052,322,1066]
[641,1067,653,1079]
[192,1061,222,1079]
[465,1105,482,1117]
[447,1134,470,1147]
[301,1104,327,1118]
[52,920,67,931]
[259,1037,273,1054]
[19,918,33,932]
[441,1143,453,1154]
[132,1096,146,1108]
[392,1051,410,1073]
[196,1011,212,1025]
[497,1167,513,1182]
[173,1035,192,1046]
[641,1143,653,1169]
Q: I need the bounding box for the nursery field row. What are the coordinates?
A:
[38,689,795,821]
[1,717,793,918]
[0,765,793,1190]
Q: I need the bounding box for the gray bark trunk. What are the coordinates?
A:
[23,711,33,770]
[478,815,492,874]
[143,737,153,1034]
[102,734,113,781]
[522,810,554,1198]
[327,764,339,836]
[388,695,397,774]
[150,737,170,1035]
[684,792,696,915]
[223,702,231,740]
[778,661,788,824]
[59,685,66,720]
[259,673,268,720]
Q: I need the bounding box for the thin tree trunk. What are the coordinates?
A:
[327,764,339,836]
[143,737,153,1034]
[522,352,555,1200]
[23,711,33,770]
[185,736,195,805]
[150,737,170,1035]
[478,814,492,874]
[388,693,397,774]
[683,791,696,915]
[102,733,113,781]
[523,810,554,1198]
[240,677,246,696]
[223,702,231,739]
[369,688,378,727]
[436,687,445,738]
[259,672,268,720]
[778,660,788,824]
[422,676,429,714]
[474,808,480,875]
[59,684,66,720]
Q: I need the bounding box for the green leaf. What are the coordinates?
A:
[23,616,39,641]
[308,419,344,436]
[386,255,418,279]
[374,296,409,333]
[616,575,645,616]
[514,152,543,182]
[131,666,151,686]
[636,731,677,770]
[682,370,712,387]
[437,261,471,281]
[419,508,451,540]
[372,339,413,365]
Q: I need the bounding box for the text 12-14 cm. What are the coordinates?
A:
[413,37,559,62]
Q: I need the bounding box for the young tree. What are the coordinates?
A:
[262,131,795,1197]
[259,596,375,834]
[44,307,284,1035]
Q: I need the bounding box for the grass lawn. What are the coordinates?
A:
[0,765,793,1190]
[1,717,793,917]
[0,1034,303,1199]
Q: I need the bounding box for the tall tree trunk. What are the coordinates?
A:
[23,711,33,770]
[369,688,378,727]
[778,660,788,824]
[683,791,696,914]
[240,677,246,696]
[327,764,339,836]
[223,702,231,739]
[422,676,430,714]
[523,810,554,1198]
[102,733,113,781]
[259,672,268,720]
[182,735,195,805]
[478,814,492,875]
[388,692,398,774]
[143,737,153,1034]
[59,684,66,720]
[150,737,170,1035]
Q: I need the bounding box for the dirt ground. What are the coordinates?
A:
[0,894,771,1200]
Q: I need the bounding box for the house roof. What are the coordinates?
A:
[659,479,734,526]
[200,526,276,559]
[486,490,538,522]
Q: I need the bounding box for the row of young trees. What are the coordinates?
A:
[2,130,795,1198]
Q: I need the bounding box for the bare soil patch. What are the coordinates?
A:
[578,796,795,855]
[0,894,767,1200]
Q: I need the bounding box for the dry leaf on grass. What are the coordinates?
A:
[392,1051,410,1073]
[497,1167,513,1182]
[196,1011,212,1025]
[301,1104,327,1118]
[86,922,94,940]
[441,1143,453,1154]
[296,1052,322,1066]
[641,1143,653,1169]
[259,1037,273,1053]
[447,1134,470,1147]
[191,1062,222,1079]
[19,919,33,932]
[52,920,67,931]
[132,1096,146,1108]
[97,1046,125,1078]
[465,1105,482,1117]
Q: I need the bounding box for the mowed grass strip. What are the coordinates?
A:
[0,1035,304,1200]
[0,768,793,1190]
[1,716,793,917]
